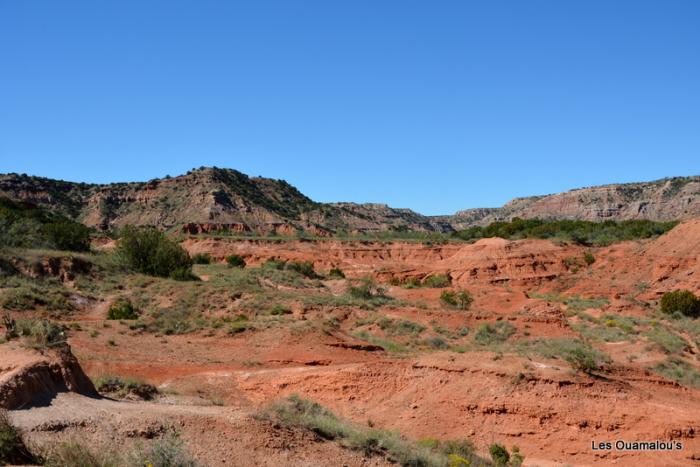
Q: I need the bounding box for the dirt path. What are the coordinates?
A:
[9,392,390,467]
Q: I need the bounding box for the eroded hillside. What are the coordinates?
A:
[2,222,700,465]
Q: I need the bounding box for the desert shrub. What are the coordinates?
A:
[285,260,317,278]
[328,267,346,279]
[660,290,700,318]
[107,299,138,320]
[225,254,246,268]
[43,434,198,467]
[93,375,158,400]
[126,433,200,467]
[645,325,688,354]
[377,317,425,336]
[422,274,451,288]
[262,258,286,270]
[269,304,292,315]
[117,226,194,280]
[652,357,700,388]
[489,443,510,466]
[0,287,45,311]
[227,321,251,335]
[566,347,602,373]
[583,252,596,265]
[42,221,91,252]
[0,410,36,465]
[15,319,66,348]
[423,336,450,349]
[474,322,516,346]
[348,277,386,300]
[440,290,473,310]
[191,253,211,264]
[0,197,91,251]
[43,441,112,467]
[519,338,610,374]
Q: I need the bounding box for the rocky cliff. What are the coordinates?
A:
[435,176,700,229]
[1,168,698,233]
[0,168,446,233]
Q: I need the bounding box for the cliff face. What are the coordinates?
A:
[0,168,445,233]
[437,176,700,229]
[1,169,698,233]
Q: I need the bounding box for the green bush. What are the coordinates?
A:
[660,290,700,318]
[225,254,246,268]
[107,299,138,320]
[0,410,36,465]
[328,267,346,279]
[422,274,451,288]
[285,260,317,278]
[117,225,192,278]
[489,443,510,466]
[440,290,473,310]
[269,304,292,315]
[191,253,211,264]
[117,226,194,279]
[0,197,91,251]
[583,252,596,265]
[42,222,91,252]
[348,277,386,300]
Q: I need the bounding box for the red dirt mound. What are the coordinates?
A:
[0,343,96,409]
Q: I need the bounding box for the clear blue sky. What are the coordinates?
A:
[1,1,698,215]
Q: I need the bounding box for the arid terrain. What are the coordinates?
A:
[2,174,700,466]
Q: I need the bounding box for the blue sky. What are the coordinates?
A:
[1,1,698,215]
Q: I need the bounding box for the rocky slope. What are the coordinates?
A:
[440,176,700,228]
[1,168,699,233]
[0,168,447,234]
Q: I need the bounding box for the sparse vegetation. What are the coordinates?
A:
[93,375,159,400]
[474,322,516,346]
[269,304,292,315]
[652,357,700,388]
[645,324,688,354]
[347,277,387,301]
[660,290,700,318]
[518,338,611,374]
[259,395,490,466]
[15,319,66,348]
[42,433,199,467]
[440,290,473,310]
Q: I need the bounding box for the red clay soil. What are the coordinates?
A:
[8,223,700,466]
